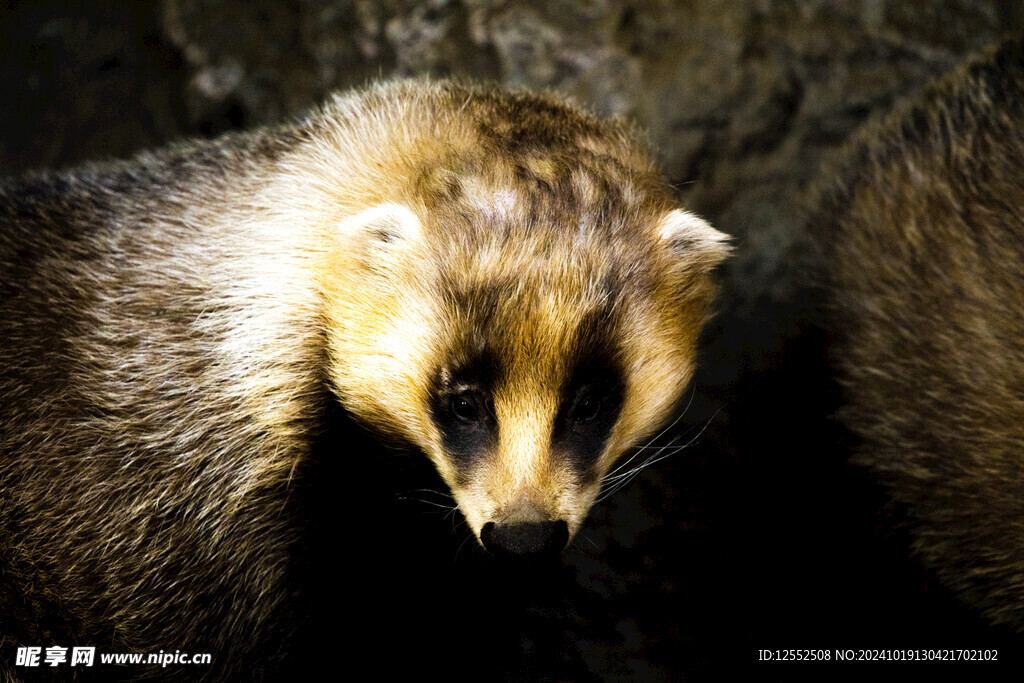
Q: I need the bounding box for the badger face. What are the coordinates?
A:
[319,188,728,556]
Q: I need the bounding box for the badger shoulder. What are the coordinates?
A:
[811,37,1024,629]
[0,124,330,675]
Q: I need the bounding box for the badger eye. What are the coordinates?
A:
[450,393,482,422]
[569,392,602,424]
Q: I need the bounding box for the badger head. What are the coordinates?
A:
[312,83,729,556]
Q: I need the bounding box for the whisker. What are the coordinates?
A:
[395,496,458,510]
[395,487,459,513]
[454,526,477,560]
[595,401,724,504]
[404,488,455,499]
[603,385,698,480]
[581,531,600,552]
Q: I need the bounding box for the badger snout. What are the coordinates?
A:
[480,520,568,557]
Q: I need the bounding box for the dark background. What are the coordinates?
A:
[2,1,1023,680]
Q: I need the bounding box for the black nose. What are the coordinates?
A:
[480,520,569,556]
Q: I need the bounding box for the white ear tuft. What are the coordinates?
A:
[657,209,731,271]
[338,203,422,246]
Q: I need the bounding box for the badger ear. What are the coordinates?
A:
[657,209,731,272]
[338,202,422,250]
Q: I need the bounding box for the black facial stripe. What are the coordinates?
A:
[427,343,502,475]
[551,310,626,482]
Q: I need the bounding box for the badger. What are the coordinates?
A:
[0,81,728,674]
[812,38,1024,630]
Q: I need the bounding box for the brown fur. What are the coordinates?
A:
[0,80,727,677]
[813,38,1024,630]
